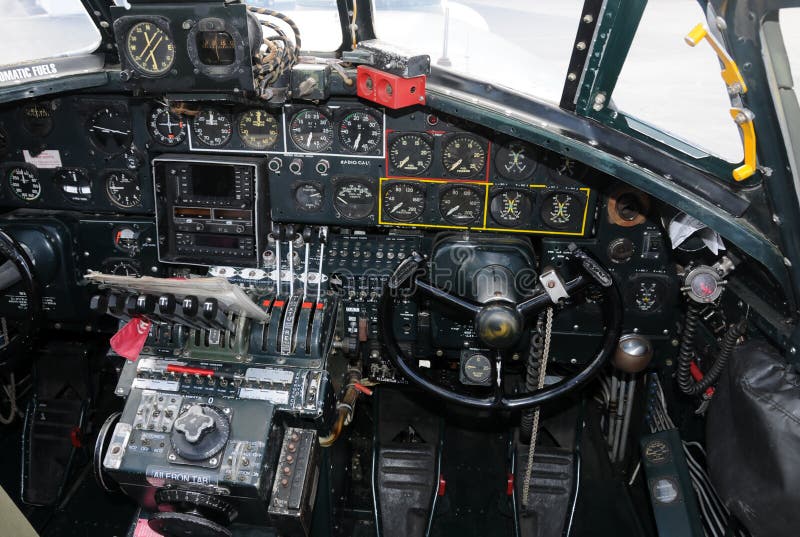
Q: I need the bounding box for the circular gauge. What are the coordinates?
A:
[552,154,587,179]
[148,106,186,146]
[113,226,140,253]
[333,181,375,220]
[490,189,533,228]
[685,266,723,303]
[439,185,483,226]
[293,182,324,212]
[388,134,433,176]
[125,21,176,76]
[632,279,663,313]
[22,102,54,137]
[382,182,426,222]
[238,109,279,150]
[105,171,142,208]
[442,135,486,178]
[88,108,133,154]
[607,237,635,263]
[7,166,41,201]
[462,353,492,385]
[495,141,538,181]
[289,109,334,152]
[108,261,141,277]
[55,168,92,203]
[338,110,382,153]
[541,191,581,229]
[192,109,232,147]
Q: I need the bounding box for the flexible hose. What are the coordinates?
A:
[677,304,745,396]
[520,314,545,443]
[319,364,362,447]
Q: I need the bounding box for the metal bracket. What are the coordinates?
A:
[539,269,569,303]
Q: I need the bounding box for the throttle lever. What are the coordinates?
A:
[388,251,425,290]
[568,244,613,288]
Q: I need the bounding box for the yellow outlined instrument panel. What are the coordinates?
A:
[378,177,592,236]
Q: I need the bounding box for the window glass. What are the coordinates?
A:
[613,0,743,162]
[781,8,800,98]
[0,0,102,67]
[373,0,584,104]
[248,1,342,52]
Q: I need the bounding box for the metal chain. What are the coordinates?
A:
[522,306,553,508]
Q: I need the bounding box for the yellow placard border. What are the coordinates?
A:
[378,177,591,236]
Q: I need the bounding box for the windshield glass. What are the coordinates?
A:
[372,0,584,104]
[249,1,342,52]
[0,0,101,67]
[613,0,743,162]
[782,8,800,101]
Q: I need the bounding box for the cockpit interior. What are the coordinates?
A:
[0,1,799,536]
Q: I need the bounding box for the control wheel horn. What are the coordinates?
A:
[151,489,238,537]
[380,245,623,410]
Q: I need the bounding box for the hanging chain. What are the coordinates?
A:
[522,306,553,508]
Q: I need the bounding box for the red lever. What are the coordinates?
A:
[437,475,447,496]
[690,361,715,397]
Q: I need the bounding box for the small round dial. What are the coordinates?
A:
[289,109,334,152]
[541,192,580,229]
[148,106,186,146]
[462,353,492,385]
[441,135,486,178]
[192,109,232,147]
[293,182,324,212]
[490,189,533,227]
[439,185,483,226]
[108,261,141,277]
[495,142,538,181]
[388,134,433,176]
[88,108,133,154]
[338,110,382,153]
[125,21,176,76]
[333,181,374,220]
[22,102,54,138]
[684,266,723,303]
[632,279,664,313]
[382,182,426,222]
[238,109,279,150]
[55,168,92,203]
[105,171,142,208]
[7,166,41,201]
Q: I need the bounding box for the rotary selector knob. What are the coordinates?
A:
[174,404,215,443]
[171,404,230,461]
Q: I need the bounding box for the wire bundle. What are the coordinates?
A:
[247,7,302,95]
[646,375,750,537]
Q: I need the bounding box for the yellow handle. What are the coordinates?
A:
[730,108,757,181]
[685,23,747,94]
[686,24,757,181]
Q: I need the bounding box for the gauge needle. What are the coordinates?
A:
[353,133,361,150]
[337,196,348,205]
[309,192,321,198]
[391,202,404,212]
[449,159,463,171]
[92,126,130,135]
[446,205,461,216]
[307,132,313,148]
[398,156,410,168]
